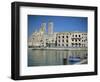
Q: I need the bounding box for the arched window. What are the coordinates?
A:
[72,39,73,41]
[66,36,68,38]
[66,40,68,42]
[79,35,80,37]
[75,35,77,37]
[62,36,64,38]
[75,39,77,42]
[62,40,64,42]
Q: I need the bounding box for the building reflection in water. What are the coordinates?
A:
[28,49,88,66]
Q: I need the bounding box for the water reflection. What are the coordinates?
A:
[28,49,88,66]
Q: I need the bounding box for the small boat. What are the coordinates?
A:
[69,56,81,62]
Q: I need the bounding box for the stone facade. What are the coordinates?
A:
[56,32,87,48]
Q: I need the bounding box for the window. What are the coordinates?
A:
[75,39,77,42]
[75,35,77,37]
[59,36,60,38]
[40,40,43,42]
[79,35,80,37]
[59,40,60,42]
[62,44,64,46]
[62,40,64,42]
[72,43,74,46]
[58,44,60,46]
[66,44,68,47]
[62,36,64,38]
[72,39,74,41]
[66,40,68,42]
[66,36,68,38]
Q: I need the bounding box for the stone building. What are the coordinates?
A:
[28,21,87,48]
[56,32,87,47]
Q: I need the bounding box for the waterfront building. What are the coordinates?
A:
[56,32,87,47]
[28,22,87,48]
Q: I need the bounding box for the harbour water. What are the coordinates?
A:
[28,49,88,66]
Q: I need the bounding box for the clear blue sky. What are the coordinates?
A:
[28,15,87,36]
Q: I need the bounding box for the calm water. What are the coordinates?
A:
[28,49,88,66]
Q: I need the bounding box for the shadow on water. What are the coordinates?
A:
[28,49,88,66]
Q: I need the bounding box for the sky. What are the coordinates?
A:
[28,15,87,36]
